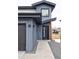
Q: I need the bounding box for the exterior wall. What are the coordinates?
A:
[35,5,52,40]
[32,21,37,50]
[36,25,42,40]
[26,19,34,52]
[36,25,39,40]
[18,18,37,52]
[36,5,52,21]
[38,25,42,40]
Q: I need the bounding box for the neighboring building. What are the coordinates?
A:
[18,0,56,52]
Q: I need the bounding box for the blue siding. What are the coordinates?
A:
[36,5,52,21]
[26,19,33,52]
[36,4,52,40]
[26,19,37,52]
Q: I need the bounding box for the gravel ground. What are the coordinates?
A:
[48,40,61,59]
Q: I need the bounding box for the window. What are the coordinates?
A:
[41,8,49,17]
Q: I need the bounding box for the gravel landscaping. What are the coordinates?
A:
[48,40,61,59]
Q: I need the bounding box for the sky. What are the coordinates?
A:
[18,0,61,28]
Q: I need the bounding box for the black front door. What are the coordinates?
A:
[42,26,49,40]
[18,23,26,51]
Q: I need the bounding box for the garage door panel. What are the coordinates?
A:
[18,24,26,51]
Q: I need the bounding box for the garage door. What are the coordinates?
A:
[18,23,26,51]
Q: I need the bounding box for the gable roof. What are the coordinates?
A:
[32,0,56,7]
[32,0,56,11]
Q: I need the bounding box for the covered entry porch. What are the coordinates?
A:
[18,12,41,52]
[42,18,56,40]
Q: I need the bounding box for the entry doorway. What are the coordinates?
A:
[42,26,49,40]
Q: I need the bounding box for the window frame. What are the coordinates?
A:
[41,8,49,17]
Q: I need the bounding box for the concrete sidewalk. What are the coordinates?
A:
[18,51,25,59]
[18,40,55,59]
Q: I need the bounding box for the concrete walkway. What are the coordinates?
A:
[18,40,55,59]
[18,51,25,59]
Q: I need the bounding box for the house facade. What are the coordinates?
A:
[18,0,56,52]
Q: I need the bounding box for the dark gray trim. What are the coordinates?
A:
[18,23,26,25]
[42,17,56,24]
[32,0,56,11]
[18,13,41,15]
[18,13,41,18]
[18,13,42,25]
[32,0,56,6]
[18,6,36,10]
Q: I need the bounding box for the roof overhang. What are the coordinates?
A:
[18,6,42,25]
[32,0,56,11]
[18,13,41,17]
[32,0,56,7]
[42,17,56,24]
[18,6,36,10]
[18,13,42,25]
